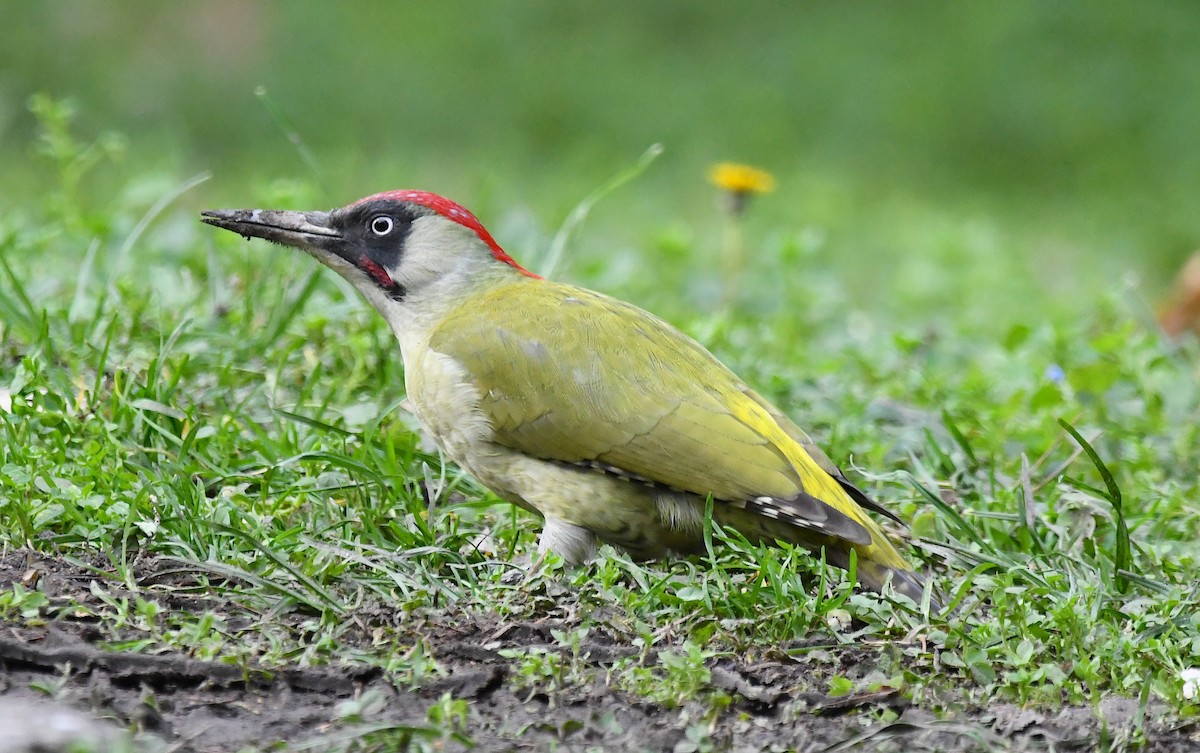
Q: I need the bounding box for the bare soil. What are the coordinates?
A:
[0,551,1195,752]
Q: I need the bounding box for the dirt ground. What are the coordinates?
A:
[0,551,1195,753]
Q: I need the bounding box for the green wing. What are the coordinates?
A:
[428,279,882,540]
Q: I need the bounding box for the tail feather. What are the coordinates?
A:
[855,558,941,610]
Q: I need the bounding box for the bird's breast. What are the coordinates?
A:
[404,349,496,464]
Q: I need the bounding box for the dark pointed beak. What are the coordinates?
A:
[200,209,340,250]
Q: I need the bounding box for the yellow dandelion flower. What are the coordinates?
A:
[708,162,775,306]
[709,162,775,195]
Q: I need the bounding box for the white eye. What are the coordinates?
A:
[370,216,394,236]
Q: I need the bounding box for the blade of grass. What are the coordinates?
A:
[113,171,211,267]
[275,407,357,438]
[205,521,346,614]
[0,253,38,336]
[904,470,995,554]
[157,554,331,614]
[1058,418,1130,592]
[263,266,323,347]
[539,143,663,279]
[68,237,100,324]
[256,86,327,194]
[941,409,978,467]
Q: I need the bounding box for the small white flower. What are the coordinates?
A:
[0,388,10,413]
[825,608,851,632]
[1182,668,1200,700]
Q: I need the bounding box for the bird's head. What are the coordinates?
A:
[201,190,538,313]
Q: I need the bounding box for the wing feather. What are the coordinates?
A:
[429,280,890,548]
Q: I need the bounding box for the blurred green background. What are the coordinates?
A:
[3,1,1199,324]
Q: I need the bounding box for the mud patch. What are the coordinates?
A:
[1,551,1195,752]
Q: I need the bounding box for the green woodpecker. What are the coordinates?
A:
[201,191,929,601]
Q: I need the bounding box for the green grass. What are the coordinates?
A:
[3,99,1200,750]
